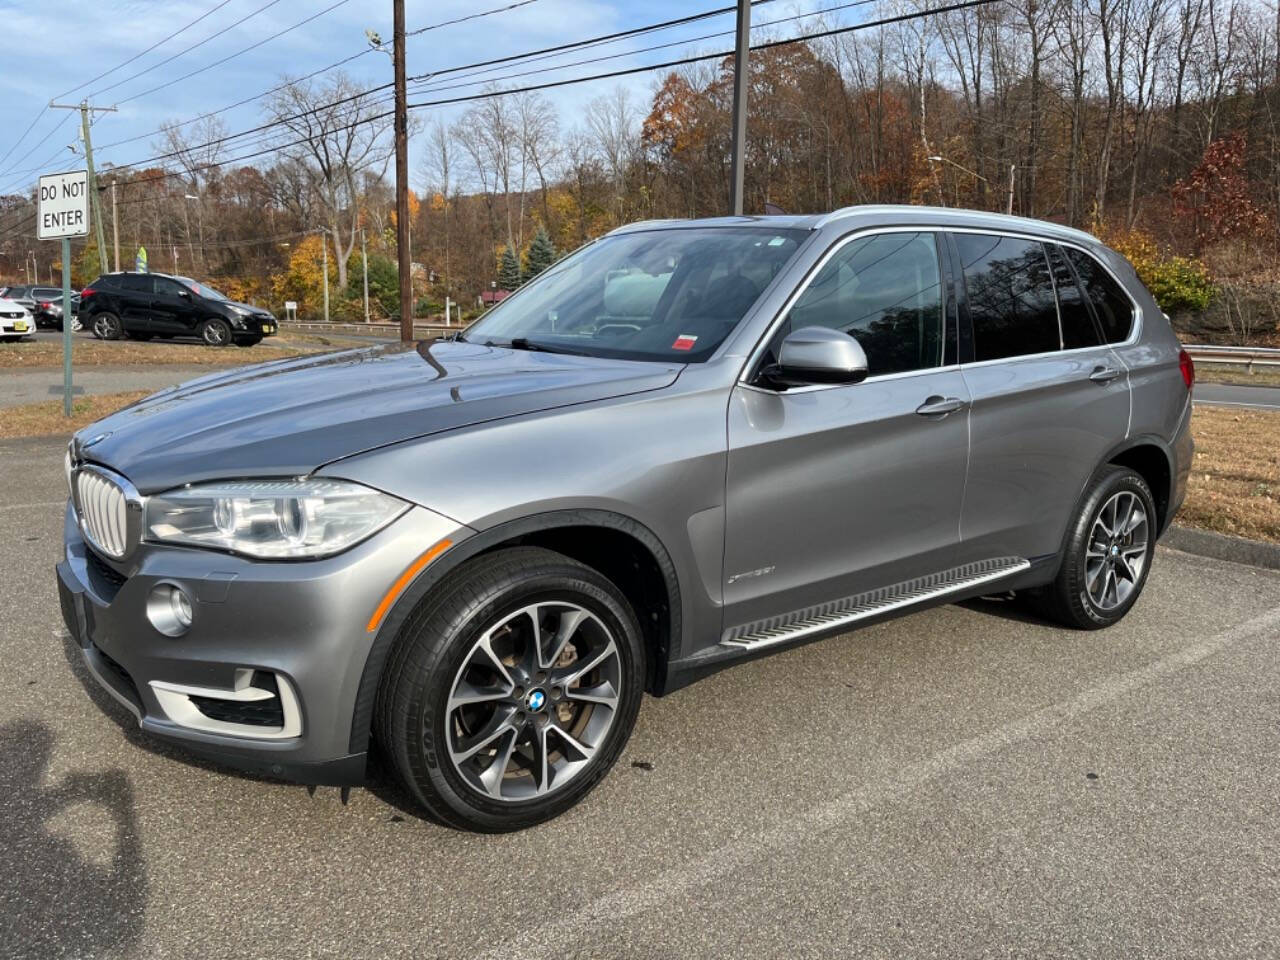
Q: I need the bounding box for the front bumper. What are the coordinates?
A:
[57,501,466,785]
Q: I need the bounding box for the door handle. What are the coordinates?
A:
[1089,365,1122,383]
[915,396,966,417]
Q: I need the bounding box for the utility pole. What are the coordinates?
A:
[51,100,115,274]
[321,230,330,323]
[728,0,751,216]
[1007,164,1016,215]
[111,181,120,272]
[361,227,370,322]
[393,0,412,341]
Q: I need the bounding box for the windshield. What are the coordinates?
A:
[465,227,807,362]
[179,277,230,301]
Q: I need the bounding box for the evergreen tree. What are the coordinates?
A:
[498,244,521,291]
[522,226,557,281]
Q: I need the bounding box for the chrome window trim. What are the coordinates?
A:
[737,225,950,387]
[738,223,1143,394]
[946,226,1143,351]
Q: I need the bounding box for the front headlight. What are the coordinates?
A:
[143,479,409,559]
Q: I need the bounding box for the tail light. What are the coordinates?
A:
[1178,348,1195,390]
[38,301,50,310]
[80,287,95,299]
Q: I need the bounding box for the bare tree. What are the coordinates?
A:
[265,72,394,288]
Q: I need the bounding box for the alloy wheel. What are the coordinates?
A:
[1085,490,1149,612]
[93,315,117,339]
[203,320,229,345]
[444,601,622,802]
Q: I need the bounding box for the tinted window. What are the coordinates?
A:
[784,231,943,376]
[956,233,1059,361]
[1065,248,1134,343]
[1047,244,1101,349]
[120,274,154,294]
[154,277,186,297]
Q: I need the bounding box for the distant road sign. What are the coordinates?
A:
[37,169,89,240]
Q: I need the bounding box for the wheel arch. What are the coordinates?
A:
[1102,435,1175,535]
[348,508,683,755]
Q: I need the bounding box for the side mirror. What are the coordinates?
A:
[761,326,869,388]
[178,290,191,299]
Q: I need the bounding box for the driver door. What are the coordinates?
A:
[722,230,972,638]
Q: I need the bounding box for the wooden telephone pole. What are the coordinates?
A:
[393,0,412,342]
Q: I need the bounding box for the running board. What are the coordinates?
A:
[720,556,1030,652]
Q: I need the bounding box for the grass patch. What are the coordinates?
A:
[1184,406,1280,543]
[1195,362,1280,387]
[0,332,364,370]
[0,391,152,439]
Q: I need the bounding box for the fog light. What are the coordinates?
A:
[147,583,194,637]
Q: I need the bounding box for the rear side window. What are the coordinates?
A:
[785,231,944,376]
[956,233,1060,361]
[1047,244,1101,350]
[1064,248,1134,343]
[120,274,154,294]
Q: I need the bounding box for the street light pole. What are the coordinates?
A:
[361,228,370,322]
[1007,163,1016,215]
[321,230,330,323]
[728,0,751,216]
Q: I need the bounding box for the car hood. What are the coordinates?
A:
[227,299,273,316]
[74,340,683,492]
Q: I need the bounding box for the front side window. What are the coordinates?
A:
[956,233,1059,361]
[464,227,806,363]
[1064,247,1135,343]
[777,231,944,376]
[154,278,187,297]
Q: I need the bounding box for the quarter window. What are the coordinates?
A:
[956,233,1059,361]
[783,231,944,376]
[120,274,154,294]
[1064,248,1135,343]
[1047,244,1101,349]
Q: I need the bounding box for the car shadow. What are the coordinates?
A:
[0,719,148,958]
[959,591,1054,626]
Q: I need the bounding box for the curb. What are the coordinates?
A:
[1162,525,1280,571]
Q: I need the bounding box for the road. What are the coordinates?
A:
[1194,381,1280,411]
[2,433,1278,958]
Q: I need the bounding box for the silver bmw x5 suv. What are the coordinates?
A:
[57,206,1194,831]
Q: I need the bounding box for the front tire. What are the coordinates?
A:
[1038,466,1157,629]
[91,312,122,340]
[199,317,232,346]
[375,546,645,832]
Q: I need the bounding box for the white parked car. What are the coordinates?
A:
[0,297,34,340]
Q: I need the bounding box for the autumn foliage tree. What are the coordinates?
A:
[1173,133,1270,251]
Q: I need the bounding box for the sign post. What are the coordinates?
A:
[38,169,89,417]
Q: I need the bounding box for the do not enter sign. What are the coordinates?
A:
[37,169,90,240]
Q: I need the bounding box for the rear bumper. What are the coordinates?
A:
[1165,399,1194,533]
[56,501,465,786]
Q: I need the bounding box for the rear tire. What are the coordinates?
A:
[199,317,232,346]
[91,312,122,340]
[1037,466,1157,629]
[375,546,645,832]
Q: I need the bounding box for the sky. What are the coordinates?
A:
[0,0,834,198]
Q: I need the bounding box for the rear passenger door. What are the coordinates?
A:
[116,274,156,332]
[950,231,1131,563]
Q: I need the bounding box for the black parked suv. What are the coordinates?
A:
[80,272,278,346]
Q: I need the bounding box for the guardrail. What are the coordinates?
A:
[282,319,469,339]
[1183,344,1280,369]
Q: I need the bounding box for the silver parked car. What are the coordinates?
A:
[57,206,1194,831]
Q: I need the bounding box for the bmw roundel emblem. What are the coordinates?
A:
[525,689,546,712]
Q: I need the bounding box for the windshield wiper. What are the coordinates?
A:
[505,337,592,357]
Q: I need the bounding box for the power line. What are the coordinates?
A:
[0,0,1001,241]
[405,0,540,37]
[95,1,780,176]
[85,0,290,100]
[55,0,237,100]
[115,0,356,108]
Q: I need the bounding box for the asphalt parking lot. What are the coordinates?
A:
[2,433,1279,959]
